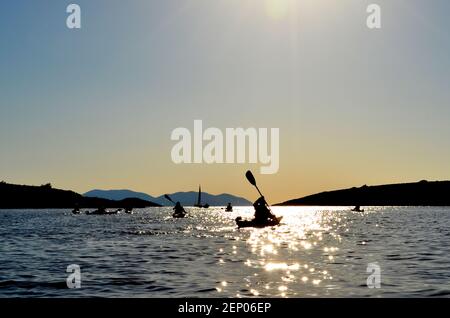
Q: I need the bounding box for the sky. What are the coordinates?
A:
[1,0,449,203]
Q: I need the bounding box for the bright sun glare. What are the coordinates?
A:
[265,0,291,20]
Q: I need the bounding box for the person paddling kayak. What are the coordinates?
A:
[225,202,233,212]
[173,201,186,218]
[235,171,282,228]
[253,196,276,223]
[125,207,133,214]
[352,205,364,212]
[235,196,281,228]
[72,207,81,214]
[164,194,187,218]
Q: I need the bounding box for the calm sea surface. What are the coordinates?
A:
[1,206,450,298]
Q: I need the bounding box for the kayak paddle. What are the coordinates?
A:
[245,170,264,198]
[165,194,188,216]
[164,194,175,204]
[245,170,274,214]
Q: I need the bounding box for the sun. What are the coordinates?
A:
[265,0,291,20]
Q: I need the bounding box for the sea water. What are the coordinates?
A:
[1,206,450,297]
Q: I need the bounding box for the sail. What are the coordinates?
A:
[197,185,201,206]
[195,185,208,208]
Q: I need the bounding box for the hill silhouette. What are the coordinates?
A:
[0,182,160,209]
[84,189,157,202]
[84,189,252,206]
[277,180,450,206]
[155,191,251,206]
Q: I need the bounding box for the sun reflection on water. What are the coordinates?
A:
[214,206,350,297]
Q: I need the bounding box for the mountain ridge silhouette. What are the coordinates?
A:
[0,182,160,209]
[84,189,252,206]
[276,180,450,206]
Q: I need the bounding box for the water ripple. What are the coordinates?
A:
[1,206,450,297]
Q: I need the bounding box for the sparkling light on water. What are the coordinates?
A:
[1,206,448,297]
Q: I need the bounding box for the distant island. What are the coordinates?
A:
[4,180,450,209]
[277,180,450,206]
[0,182,160,209]
[0,182,251,209]
[84,189,252,206]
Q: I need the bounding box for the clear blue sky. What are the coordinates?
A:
[1,0,449,202]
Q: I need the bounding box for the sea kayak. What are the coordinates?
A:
[86,209,121,215]
[173,212,186,218]
[235,216,283,228]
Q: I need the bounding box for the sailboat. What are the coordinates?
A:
[194,185,209,208]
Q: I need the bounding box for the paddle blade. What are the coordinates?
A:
[164,194,174,203]
[245,170,257,187]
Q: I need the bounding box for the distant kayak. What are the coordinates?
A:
[194,204,209,208]
[172,212,186,218]
[351,206,364,212]
[235,216,283,228]
[86,209,121,215]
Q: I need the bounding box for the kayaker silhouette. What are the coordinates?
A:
[173,202,186,215]
[235,171,282,228]
[72,206,80,214]
[125,207,133,214]
[226,202,233,212]
[253,196,276,222]
[97,207,106,214]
